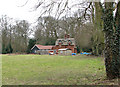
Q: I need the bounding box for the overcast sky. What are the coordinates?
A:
[0,0,117,24]
[0,0,75,24]
[0,0,40,24]
[0,0,81,24]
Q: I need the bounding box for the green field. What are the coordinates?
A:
[2,55,118,85]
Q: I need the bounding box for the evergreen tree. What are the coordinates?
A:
[2,44,6,54]
[5,43,13,53]
[8,43,13,53]
[27,39,36,53]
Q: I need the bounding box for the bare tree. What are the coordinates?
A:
[34,0,120,79]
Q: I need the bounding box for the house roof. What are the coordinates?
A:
[31,44,43,50]
[31,44,53,50]
[38,46,53,49]
[36,45,43,48]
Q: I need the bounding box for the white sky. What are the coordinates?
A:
[0,0,117,24]
[0,0,40,24]
[0,0,77,24]
[0,0,81,24]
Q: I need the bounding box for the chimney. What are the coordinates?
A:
[65,34,70,39]
[67,34,70,38]
[65,34,67,39]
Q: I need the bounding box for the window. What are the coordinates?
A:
[68,40,72,45]
[58,40,63,44]
[59,40,62,42]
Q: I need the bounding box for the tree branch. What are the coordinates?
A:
[83,2,92,20]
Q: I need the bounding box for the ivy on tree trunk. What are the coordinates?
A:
[103,2,120,79]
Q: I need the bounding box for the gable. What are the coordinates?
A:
[31,46,40,51]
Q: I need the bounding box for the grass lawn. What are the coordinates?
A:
[2,54,119,85]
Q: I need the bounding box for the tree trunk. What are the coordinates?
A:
[92,2,104,56]
[113,1,120,78]
[103,2,115,79]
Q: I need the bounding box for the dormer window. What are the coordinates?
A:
[59,40,62,43]
[58,40,63,44]
[68,40,72,45]
[58,40,63,46]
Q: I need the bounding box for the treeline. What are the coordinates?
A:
[34,15,104,56]
[0,13,105,55]
[0,15,30,54]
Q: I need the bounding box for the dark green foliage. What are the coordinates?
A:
[76,46,80,53]
[82,48,92,53]
[2,44,7,54]
[6,43,13,53]
[5,45,9,53]
[2,43,13,54]
[27,39,36,53]
[45,38,56,45]
[8,43,13,53]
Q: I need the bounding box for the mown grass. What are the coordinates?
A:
[2,54,118,85]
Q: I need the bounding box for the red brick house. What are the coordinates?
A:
[54,34,77,54]
[31,34,77,55]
